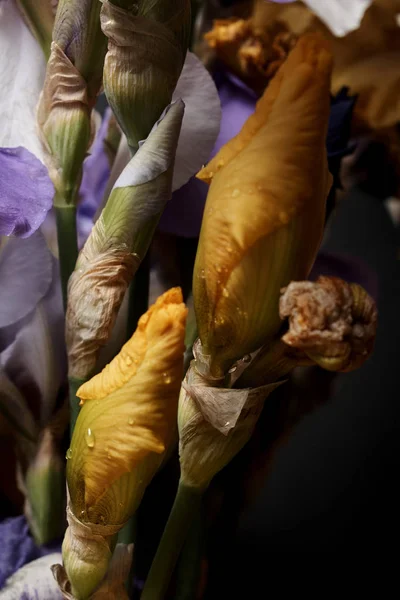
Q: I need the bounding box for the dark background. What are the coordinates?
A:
[222,189,400,578]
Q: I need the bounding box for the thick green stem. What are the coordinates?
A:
[68,377,84,438]
[174,503,204,600]
[141,481,203,600]
[55,205,78,310]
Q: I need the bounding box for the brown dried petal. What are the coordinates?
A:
[280,276,377,372]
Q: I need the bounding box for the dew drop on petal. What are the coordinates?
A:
[222,288,229,298]
[128,418,134,425]
[242,354,252,364]
[66,448,73,460]
[85,428,95,448]
[228,365,237,374]
[125,355,132,366]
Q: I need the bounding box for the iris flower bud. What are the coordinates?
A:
[194,34,333,377]
[58,288,187,599]
[38,0,107,206]
[101,0,191,152]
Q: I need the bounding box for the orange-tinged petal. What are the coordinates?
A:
[67,288,187,513]
[193,34,333,375]
[197,33,332,184]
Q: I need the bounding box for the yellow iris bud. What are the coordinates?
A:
[60,288,187,599]
[194,33,334,377]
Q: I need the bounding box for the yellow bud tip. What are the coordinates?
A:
[69,288,187,509]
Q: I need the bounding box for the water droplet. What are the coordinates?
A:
[242,354,252,364]
[228,365,237,373]
[217,160,224,168]
[232,188,240,198]
[163,373,172,385]
[224,421,231,427]
[128,418,134,425]
[66,448,73,460]
[222,288,229,298]
[216,266,222,273]
[125,355,132,366]
[80,510,86,519]
[199,269,206,279]
[226,246,233,254]
[85,428,95,448]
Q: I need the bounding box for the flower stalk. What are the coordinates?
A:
[38,0,107,306]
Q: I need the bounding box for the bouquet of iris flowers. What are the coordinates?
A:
[0,1,378,598]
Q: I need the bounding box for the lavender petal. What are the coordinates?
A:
[0,147,53,238]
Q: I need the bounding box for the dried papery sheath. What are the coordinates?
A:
[279,276,377,372]
[66,101,184,381]
[59,289,187,599]
[178,341,283,490]
[101,0,191,152]
[193,34,333,378]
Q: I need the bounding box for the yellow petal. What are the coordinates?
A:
[68,288,187,511]
[193,34,333,375]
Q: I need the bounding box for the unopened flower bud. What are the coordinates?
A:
[194,34,333,377]
[101,0,191,152]
[60,289,187,598]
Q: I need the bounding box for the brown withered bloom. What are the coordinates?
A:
[280,276,377,372]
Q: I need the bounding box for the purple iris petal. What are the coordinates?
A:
[78,109,112,246]
[0,516,60,589]
[0,232,53,331]
[0,147,53,238]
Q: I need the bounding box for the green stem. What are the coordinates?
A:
[55,205,78,310]
[68,377,84,438]
[141,481,203,600]
[174,503,204,600]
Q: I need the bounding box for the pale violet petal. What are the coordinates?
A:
[114,101,185,189]
[302,0,372,37]
[1,258,66,426]
[0,0,46,160]
[0,231,53,329]
[0,553,63,600]
[171,51,221,191]
[0,147,54,238]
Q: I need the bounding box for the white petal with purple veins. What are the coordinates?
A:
[0,0,46,160]
[0,553,63,600]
